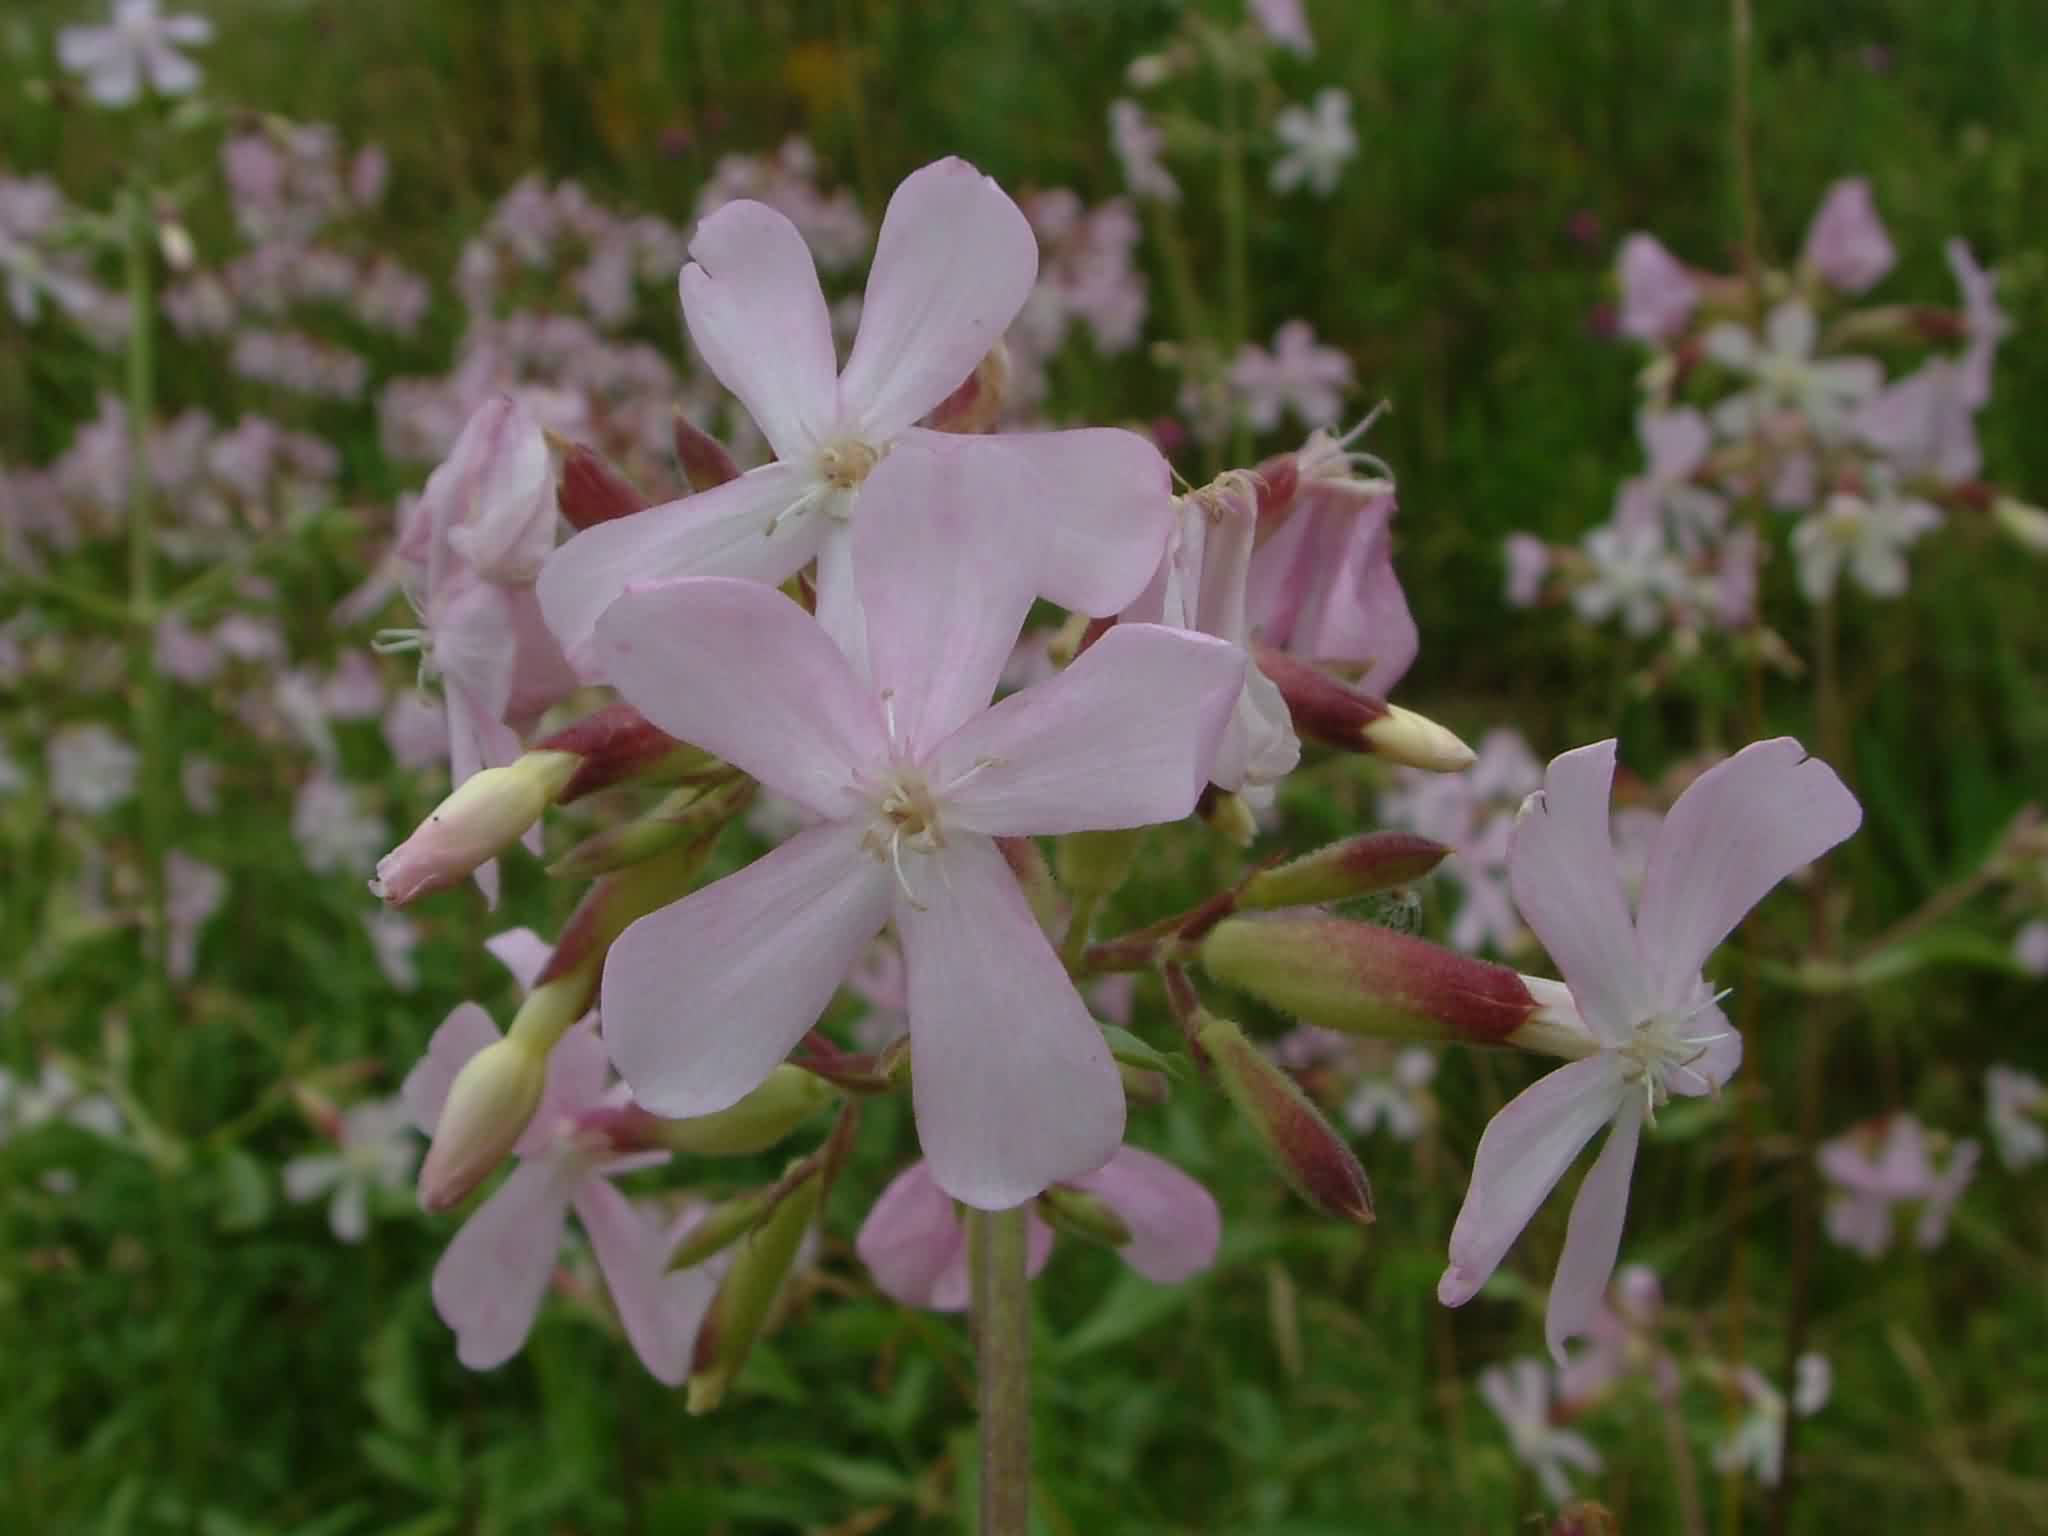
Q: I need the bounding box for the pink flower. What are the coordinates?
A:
[164,851,226,981]
[1271,90,1357,198]
[1109,101,1181,204]
[1819,1114,1978,1257]
[1228,321,1354,434]
[2016,920,2048,978]
[1503,534,1551,607]
[1714,1354,1830,1486]
[1705,301,1882,443]
[58,0,212,108]
[538,158,1176,669]
[1440,738,1860,1358]
[1615,234,1699,343]
[404,1010,718,1381]
[1479,1357,1603,1505]
[1791,482,1942,603]
[856,1146,1221,1310]
[282,1097,418,1244]
[1946,239,2010,409]
[1852,361,1981,486]
[1614,408,1721,539]
[1249,0,1315,56]
[1800,178,1896,294]
[592,482,1244,1208]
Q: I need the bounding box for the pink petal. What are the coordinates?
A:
[603,820,894,1118]
[519,1021,613,1151]
[1506,742,1648,1043]
[679,201,838,462]
[1544,1095,1644,1362]
[484,927,552,993]
[574,1177,719,1385]
[898,835,1125,1208]
[536,461,826,673]
[1634,738,1861,1002]
[856,1160,969,1310]
[839,160,1037,441]
[401,1002,501,1134]
[933,624,1244,838]
[851,438,1044,754]
[594,576,886,819]
[1439,1054,1628,1307]
[431,1159,573,1371]
[1066,1146,1221,1284]
[437,580,520,725]
[912,427,1179,618]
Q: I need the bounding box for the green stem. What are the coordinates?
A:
[972,1206,1033,1536]
[1060,887,1105,975]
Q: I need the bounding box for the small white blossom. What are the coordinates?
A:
[46,723,140,814]
[1271,90,1357,197]
[58,0,213,108]
[282,1097,419,1243]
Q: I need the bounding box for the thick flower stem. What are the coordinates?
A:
[971,1205,1033,1536]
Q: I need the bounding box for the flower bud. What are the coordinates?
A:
[548,776,754,879]
[415,1038,547,1211]
[554,438,649,531]
[923,341,1011,435]
[674,411,740,492]
[1993,497,2048,556]
[1239,832,1450,910]
[1120,1063,1171,1106]
[642,1065,838,1157]
[1364,704,1477,772]
[1199,913,1539,1045]
[687,1161,822,1413]
[537,702,716,804]
[1195,1011,1373,1225]
[666,1186,780,1272]
[1037,1184,1135,1250]
[1254,648,1474,772]
[1056,828,1142,901]
[1199,787,1261,848]
[370,750,580,906]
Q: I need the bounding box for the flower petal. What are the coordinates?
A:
[933,624,1244,838]
[536,461,826,674]
[575,1177,718,1385]
[851,437,1043,754]
[603,820,894,1118]
[431,1159,574,1371]
[1544,1094,1645,1362]
[679,201,838,462]
[594,575,886,819]
[855,1160,969,1310]
[1634,738,1861,1001]
[1438,1053,1628,1306]
[839,160,1037,440]
[401,1002,502,1134]
[1506,742,1648,1043]
[518,1021,612,1153]
[907,427,1179,618]
[1066,1146,1221,1284]
[484,927,552,993]
[898,835,1124,1208]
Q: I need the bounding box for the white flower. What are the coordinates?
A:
[283,1097,419,1243]
[0,1061,124,1142]
[1109,99,1180,204]
[1704,301,1882,443]
[46,723,140,814]
[1573,521,1685,635]
[1986,1065,2046,1170]
[1271,90,1357,197]
[57,0,213,108]
[1343,1047,1436,1140]
[1791,482,1941,604]
[1479,1357,1603,1505]
[1713,1355,1829,1487]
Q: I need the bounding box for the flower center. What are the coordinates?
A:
[1618,990,1730,1121]
[817,437,881,492]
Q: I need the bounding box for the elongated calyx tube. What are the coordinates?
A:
[370,750,580,906]
[1238,831,1449,910]
[1037,1184,1134,1249]
[538,702,720,804]
[604,1065,839,1158]
[1255,647,1474,772]
[554,439,650,530]
[687,1160,822,1414]
[1199,913,1540,1045]
[549,775,754,879]
[1196,1011,1373,1226]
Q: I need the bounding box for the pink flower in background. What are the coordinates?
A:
[1343,1047,1437,1140]
[1573,521,1684,636]
[1110,100,1181,204]
[362,908,421,992]
[1229,321,1354,433]
[1800,179,1895,294]
[857,1146,1221,1310]
[1614,408,1724,546]
[403,1012,718,1381]
[58,0,212,107]
[1615,234,1699,343]
[1819,1115,1978,1256]
[1479,1357,1603,1504]
[539,158,1176,669]
[1714,1355,1830,1486]
[282,1097,418,1243]
[1249,0,1315,56]
[164,851,226,981]
[291,775,388,876]
[1557,1263,1674,1406]
[1271,90,1357,197]
[1985,1065,2046,1170]
[1705,301,1882,443]
[1853,361,1981,486]
[1503,534,1551,606]
[47,723,139,814]
[1791,483,1942,603]
[2015,921,2048,978]
[1946,240,2010,409]
[693,137,870,274]
[1441,738,1860,1358]
[593,482,1243,1209]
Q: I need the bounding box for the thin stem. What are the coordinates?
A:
[1219,65,1251,468]
[971,1206,1033,1536]
[1658,1373,1709,1536]
[1729,0,1765,310]
[1060,887,1105,975]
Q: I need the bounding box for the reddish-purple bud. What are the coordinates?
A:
[1256,648,1474,771]
[537,702,711,803]
[674,411,740,493]
[1239,832,1450,910]
[555,440,650,531]
[922,340,1010,435]
[1196,1011,1373,1225]
[1200,914,1540,1045]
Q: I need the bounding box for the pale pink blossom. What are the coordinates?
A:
[1557,1263,1673,1406]
[1110,100,1181,204]
[1714,1354,1830,1486]
[1479,1357,1603,1505]
[164,851,226,981]
[47,723,139,814]
[1614,408,1723,543]
[1704,301,1882,443]
[58,0,212,107]
[1271,90,1357,197]
[1441,739,1860,1358]
[1985,1065,2046,1170]
[856,1146,1221,1310]
[1573,521,1685,636]
[1800,179,1895,294]
[1791,483,1941,603]
[2015,921,2048,978]
[1228,321,1353,434]
[1249,0,1314,56]
[363,908,421,992]
[1342,1047,1437,1140]
[283,1097,418,1243]
[1504,534,1551,607]
[1853,361,1981,486]
[693,138,870,274]
[1820,1114,1978,1257]
[291,774,388,876]
[1946,240,2010,409]
[180,755,220,815]
[1615,234,1699,343]
[382,690,448,769]
[538,159,1176,670]
[593,483,1243,1208]
[404,1013,718,1380]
